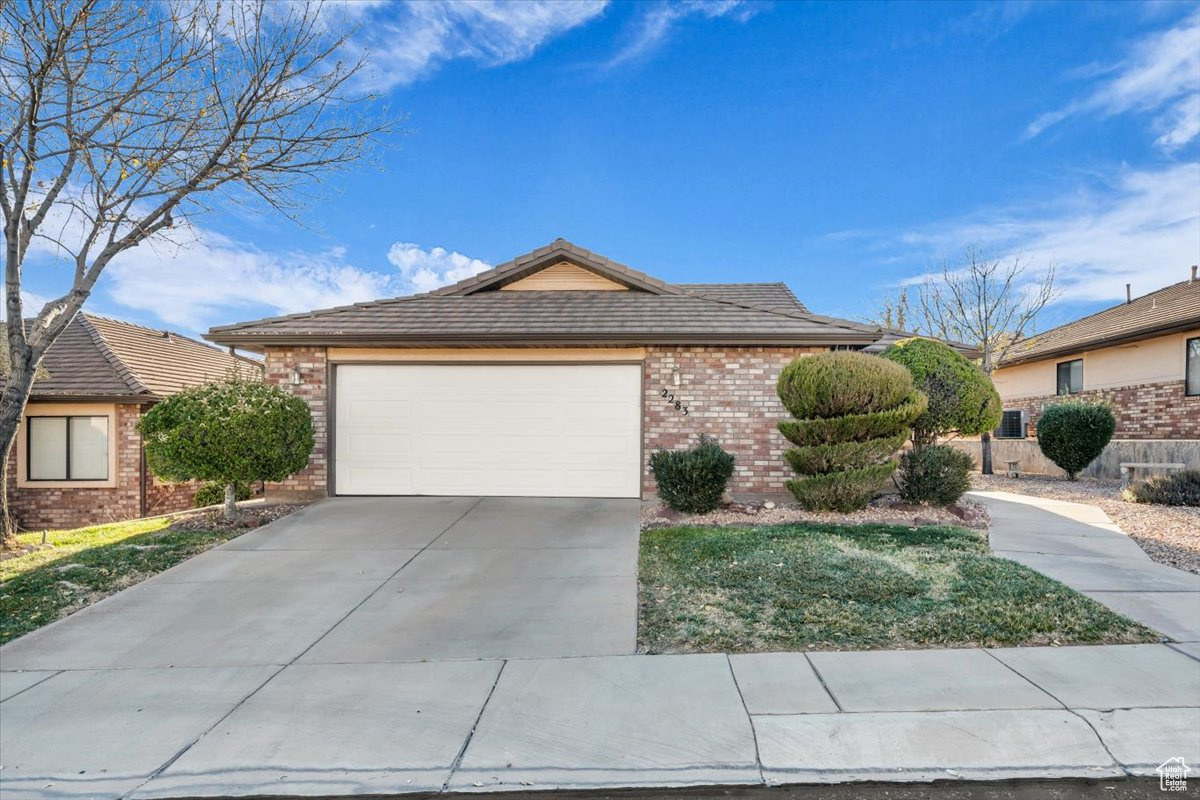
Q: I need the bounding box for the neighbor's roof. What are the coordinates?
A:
[5,313,261,401]
[207,238,954,351]
[1000,278,1200,366]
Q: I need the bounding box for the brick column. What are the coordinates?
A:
[263,346,328,500]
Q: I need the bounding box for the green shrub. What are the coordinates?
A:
[194,482,253,508]
[649,434,736,513]
[776,352,925,512]
[777,395,929,447]
[784,431,909,475]
[881,338,1002,446]
[898,445,975,506]
[785,463,898,513]
[1126,470,1200,507]
[1035,402,1116,480]
[777,352,915,420]
[139,378,314,518]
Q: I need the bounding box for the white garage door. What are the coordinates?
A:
[334,363,642,497]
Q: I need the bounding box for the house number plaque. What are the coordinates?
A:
[660,388,690,416]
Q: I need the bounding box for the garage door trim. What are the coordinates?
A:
[328,359,645,498]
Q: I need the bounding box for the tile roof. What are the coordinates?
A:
[1001,278,1200,366]
[677,283,809,311]
[5,314,260,400]
[207,290,884,346]
[208,239,962,352]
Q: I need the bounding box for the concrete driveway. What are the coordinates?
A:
[0,496,641,671]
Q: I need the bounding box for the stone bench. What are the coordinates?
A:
[1004,460,1021,478]
[1119,462,1187,489]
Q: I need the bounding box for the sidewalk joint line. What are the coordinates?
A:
[121,497,489,798]
[0,669,62,704]
[725,654,766,785]
[442,659,507,792]
[803,652,844,713]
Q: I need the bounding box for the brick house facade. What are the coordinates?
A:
[212,240,958,502]
[4,314,258,531]
[259,343,830,500]
[1000,379,1199,441]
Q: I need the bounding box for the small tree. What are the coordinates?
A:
[880,338,1002,448]
[1036,402,1115,480]
[873,249,1057,475]
[777,352,926,512]
[138,379,314,519]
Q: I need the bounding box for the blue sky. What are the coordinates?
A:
[28,0,1200,336]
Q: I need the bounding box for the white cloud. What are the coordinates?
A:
[386,242,491,293]
[1027,10,1200,151]
[354,0,608,90]
[101,225,398,332]
[894,162,1200,304]
[604,0,753,68]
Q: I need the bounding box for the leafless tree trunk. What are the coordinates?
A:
[0,0,392,546]
[915,249,1058,474]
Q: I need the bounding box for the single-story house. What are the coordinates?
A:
[207,239,941,501]
[3,313,260,530]
[983,268,1200,476]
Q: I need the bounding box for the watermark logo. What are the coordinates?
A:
[1157,757,1191,792]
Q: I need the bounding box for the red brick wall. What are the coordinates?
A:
[7,403,141,531]
[1002,379,1199,440]
[6,402,202,531]
[262,346,328,500]
[643,346,823,496]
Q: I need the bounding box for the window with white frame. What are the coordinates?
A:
[26,416,109,481]
[1187,337,1200,397]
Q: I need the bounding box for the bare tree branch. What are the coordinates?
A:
[0,0,395,542]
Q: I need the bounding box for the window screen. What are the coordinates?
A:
[1056,359,1083,395]
[27,416,109,481]
[1188,337,1199,397]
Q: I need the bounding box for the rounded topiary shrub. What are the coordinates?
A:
[881,338,1001,447]
[777,352,926,512]
[1126,470,1200,507]
[649,434,735,514]
[194,481,253,509]
[1036,402,1116,480]
[897,445,975,506]
[777,351,915,420]
[139,378,314,518]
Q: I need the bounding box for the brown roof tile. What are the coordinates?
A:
[678,283,808,311]
[4,314,260,400]
[1001,279,1200,365]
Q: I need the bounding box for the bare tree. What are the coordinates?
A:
[915,248,1058,474]
[0,0,392,545]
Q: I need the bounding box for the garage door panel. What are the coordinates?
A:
[335,364,640,497]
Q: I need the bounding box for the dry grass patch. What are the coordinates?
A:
[639,522,1157,654]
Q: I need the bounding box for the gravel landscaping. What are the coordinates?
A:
[642,494,989,531]
[971,474,1200,575]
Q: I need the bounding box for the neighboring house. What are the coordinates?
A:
[207,238,954,501]
[2,314,260,530]
[986,269,1200,477]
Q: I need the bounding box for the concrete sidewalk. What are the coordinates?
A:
[974,490,1200,645]
[2,493,1199,798]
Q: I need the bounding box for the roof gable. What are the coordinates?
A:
[501,261,629,292]
[433,238,682,296]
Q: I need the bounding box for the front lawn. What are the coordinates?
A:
[639,523,1157,653]
[0,509,286,645]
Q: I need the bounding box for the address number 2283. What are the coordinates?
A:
[660,388,689,416]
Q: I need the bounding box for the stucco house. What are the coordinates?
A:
[207,239,936,501]
[986,269,1200,476]
[3,313,260,530]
